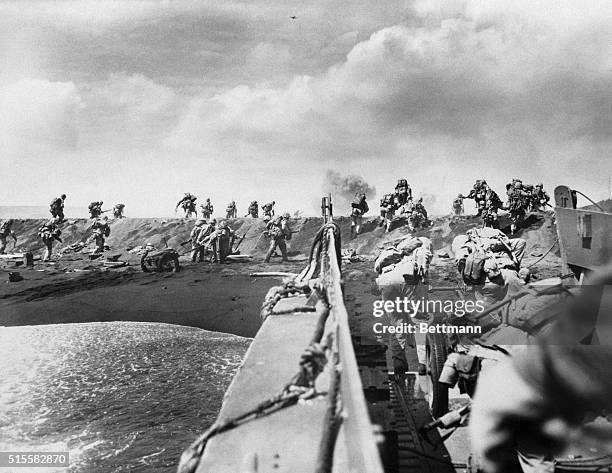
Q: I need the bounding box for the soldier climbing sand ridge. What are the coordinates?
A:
[175,193,198,219]
[200,198,213,219]
[0,219,17,254]
[452,194,464,215]
[113,203,125,219]
[225,200,237,219]
[50,194,66,222]
[506,179,531,233]
[350,193,369,237]
[379,192,395,232]
[88,201,104,219]
[246,201,259,218]
[261,201,275,222]
[530,182,550,211]
[38,218,62,262]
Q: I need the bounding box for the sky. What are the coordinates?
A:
[0,0,611,216]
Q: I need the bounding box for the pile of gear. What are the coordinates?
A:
[378,179,431,233]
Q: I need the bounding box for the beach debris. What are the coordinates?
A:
[7,272,24,282]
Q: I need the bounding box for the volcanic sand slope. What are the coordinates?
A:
[1,213,560,334]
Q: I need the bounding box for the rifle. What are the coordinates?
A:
[233,233,248,253]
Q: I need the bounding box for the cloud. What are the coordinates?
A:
[0,78,82,163]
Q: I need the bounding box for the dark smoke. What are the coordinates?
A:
[323,170,376,211]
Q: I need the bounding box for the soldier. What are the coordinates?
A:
[481,185,505,229]
[88,201,104,219]
[463,179,488,215]
[49,194,66,222]
[210,220,235,263]
[199,218,218,262]
[264,214,292,263]
[471,266,612,473]
[38,218,62,262]
[452,194,465,215]
[225,200,237,219]
[531,182,550,211]
[246,201,259,218]
[113,203,125,219]
[394,178,412,206]
[189,220,206,263]
[91,216,111,254]
[0,219,17,254]
[175,193,198,219]
[375,236,433,377]
[261,201,275,222]
[350,193,369,237]
[379,193,395,232]
[200,198,214,219]
[506,180,531,233]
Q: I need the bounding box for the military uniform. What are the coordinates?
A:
[261,201,275,222]
[211,221,235,263]
[88,201,104,219]
[452,195,464,215]
[246,201,259,218]
[38,220,62,261]
[350,193,369,236]
[0,220,16,254]
[91,217,110,254]
[176,193,198,219]
[113,203,125,219]
[375,237,433,373]
[50,195,66,222]
[225,201,237,219]
[379,193,396,232]
[200,199,213,219]
[264,215,291,262]
[507,181,531,233]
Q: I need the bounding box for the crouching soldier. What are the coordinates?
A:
[261,201,275,222]
[374,236,433,377]
[350,193,369,237]
[264,214,292,263]
[246,201,259,218]
[50,194,66,222]
[88,201,104,219]
[0,219,17,254]
[38,219,62,261]
[91,216,111,254]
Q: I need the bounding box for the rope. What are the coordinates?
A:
[526,237,559,269]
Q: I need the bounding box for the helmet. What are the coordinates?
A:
[231,200,235,205]
[283,212,290,219]
[61,194,66,199]
[518,268,530,281]
[210,219,217,225]
[483,258,501,277]
[206,198,210,201]
[218,221,227,229]
[536,182,543,188]
[272,201,275,204]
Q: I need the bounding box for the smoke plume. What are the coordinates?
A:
[323,170,376,211]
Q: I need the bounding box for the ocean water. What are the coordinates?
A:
[0,322,250,473]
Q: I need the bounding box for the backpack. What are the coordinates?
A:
[461,252,488,285]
